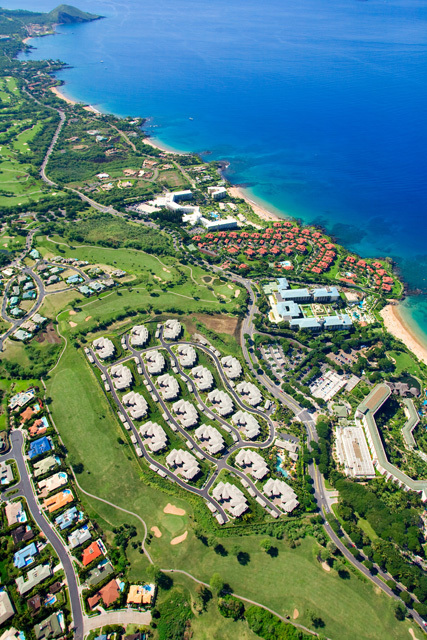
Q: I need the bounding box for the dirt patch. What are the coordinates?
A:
[85,316,92,322]
[72,144,88,150]
[409,630,420,640]
[321,561,331,572]
[35,322,61,344]
[293,609,299,620]
[69,321,77,328]
[188,313,240,336]
[69,310,77,316]
[151,526,162,538]
[163,503,186,516]
[171,531,188,545]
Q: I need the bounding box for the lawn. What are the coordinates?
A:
[13,123,43,153]
[387,350,423,379]
[45,344,417,640]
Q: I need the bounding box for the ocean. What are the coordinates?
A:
[8,0,427,342]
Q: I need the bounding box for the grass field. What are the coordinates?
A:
[45,342,418,640]
[387,350,423,379]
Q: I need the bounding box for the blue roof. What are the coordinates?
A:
[67,275,82,284]
[14,542,38,568]
[277,277,289,289]
[28,436,52,460]
[55,506,78,530]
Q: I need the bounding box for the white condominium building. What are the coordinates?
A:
[122,391,148,420]
[93,337,115,360]
[110,364,133,390]
[195,425,225,454]
[157,374,180,401]
[166,449,200,480]
[163,319,182,340]
[191,365,214,391]
[236,381,263,407]
[263,477,299,513]
[235,449,268,480]
[145,350,165,375]
[139,421,167,452]
[176,344,197,368]
[207,389,234,416]
[130,325,149,347]
[335,426,375,478]
[172,399,199,428]
[231,410,261,439]
[221,355,242,379]
[212,481,248,517]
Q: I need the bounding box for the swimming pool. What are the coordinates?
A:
[275,455,289,478]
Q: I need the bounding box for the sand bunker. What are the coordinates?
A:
[321,561,331,572]
[409,629,420,640]
[163,503,186,516]
[69,321,77,327]
[171,531,188,545]
[293,609,299,619]
[163,267,171,273]
[235,289,240,297]
[85,316,92,322]
[69,310,77,316]
[151,526,162,538]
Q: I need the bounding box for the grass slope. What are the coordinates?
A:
[46,344,416,640]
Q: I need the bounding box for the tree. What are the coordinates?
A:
[210,573,224,595]
[260,538,273,553]
[218,595,244,620]
[394,602,407,621]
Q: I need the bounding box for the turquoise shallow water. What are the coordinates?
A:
[6,0,427,344]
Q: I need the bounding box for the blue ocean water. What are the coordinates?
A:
[8,0,427,340]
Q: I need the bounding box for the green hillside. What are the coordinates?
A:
[48,4,102,23]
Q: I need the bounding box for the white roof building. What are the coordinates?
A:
[172,399,199,428]
[157,374,180,400]
[166,449,200,480]
[37,472,68,495]
[145,350,165,375]
[231,410,261,439]
[68,527,91,549]
[130,325,149,347]
[110,364,133,390]
[221,355,242,379]
[263,477,299,513]
[176,344,197,368]
[139,421,168,452]
[335,426,375,478]
[275,439,299,462]
[0,589,14,626]
[122,391,148,420]
[191,365,214,391]
[207,390,234,416]
[235,449,268,480]
[195,425,225,454]
[212,481,248,517]
[207,185,227,200]
[163,319,182,340]
[236,381,263,407]
[93,337,115,360]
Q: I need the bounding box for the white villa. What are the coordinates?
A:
[122,391,148,420]
[231,410,261,439]
[163,319,182,340]
[195,425,225,454]
[130,325,149,347]
[235,449,268,480]
[263,478,299,513]
[139,421,167,452]
[157,374,180,400]
[221,355,242,379]
[166,449,200,480]
[93,337,115,360]
[207,390,234,416]
[236,381,263,407]
[176,344,197,368]
[145,350,165,375]
[191,365,214,391]
[212,481,248,517]
[110,364,133,390]
[172,399,199,428]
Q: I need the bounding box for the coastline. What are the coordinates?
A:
[50,85,101,114]
[381,304,427,365]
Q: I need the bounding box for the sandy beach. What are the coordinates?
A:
[142,136,186,155]
[50,86,100,113]
[381,303,427,365]
[228,186,281,222]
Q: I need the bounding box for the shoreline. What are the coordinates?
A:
[50,85,101,114]
[381,304,427,365]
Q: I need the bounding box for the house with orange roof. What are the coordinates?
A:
[238,264,248,270]
[88,578,120,609]
[43,489,73,513]
[382,284,392,292]
[82,540,104,566]
[273,222,282,227]
[127,584,156,606]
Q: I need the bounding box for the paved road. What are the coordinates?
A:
[0,431,84,640]
[0,267,46,352]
